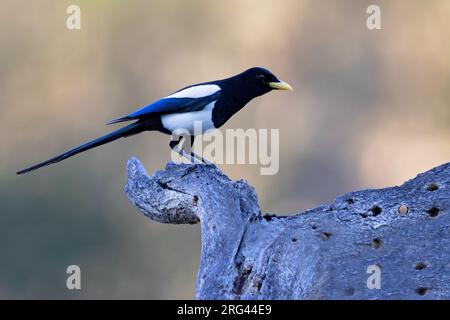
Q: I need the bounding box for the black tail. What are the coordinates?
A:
[16,122,144,175]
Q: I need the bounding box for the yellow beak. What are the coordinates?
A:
[269,80,293,91]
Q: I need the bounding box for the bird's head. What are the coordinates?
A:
[239,67,293,96]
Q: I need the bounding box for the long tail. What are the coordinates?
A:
[16,122,144,175]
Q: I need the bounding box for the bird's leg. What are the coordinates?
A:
[169,134,213,165]
[188,135,213,165]
[169,134,197,163]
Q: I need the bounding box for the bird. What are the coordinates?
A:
[16,67,292,175]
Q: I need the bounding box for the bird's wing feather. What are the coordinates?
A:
[107,84,221,125]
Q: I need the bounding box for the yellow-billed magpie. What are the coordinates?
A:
[17,67,292,174]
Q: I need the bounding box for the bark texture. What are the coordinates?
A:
[125,157,450,300]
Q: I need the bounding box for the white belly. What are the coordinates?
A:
[161,101,216,136]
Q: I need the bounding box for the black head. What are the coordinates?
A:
[210,67,292,127]
[237,67,293,97]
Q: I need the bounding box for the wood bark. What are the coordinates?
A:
[125,157,450,299]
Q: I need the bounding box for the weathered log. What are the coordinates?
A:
[125,157,450,300]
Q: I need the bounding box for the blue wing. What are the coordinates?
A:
[107,90,221,125]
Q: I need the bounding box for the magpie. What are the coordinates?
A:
[16,67,292,175]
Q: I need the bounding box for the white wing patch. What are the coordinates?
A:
[161,101,216,135]
[167,84,221,99]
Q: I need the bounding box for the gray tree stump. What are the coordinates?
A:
[124,157,450,300]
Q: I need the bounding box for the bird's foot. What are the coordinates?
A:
[200,157,214,166]
[189,152,214,166]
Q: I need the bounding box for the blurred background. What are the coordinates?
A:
[1,0,450,299]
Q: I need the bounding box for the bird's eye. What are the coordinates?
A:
[256,74,266,81]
